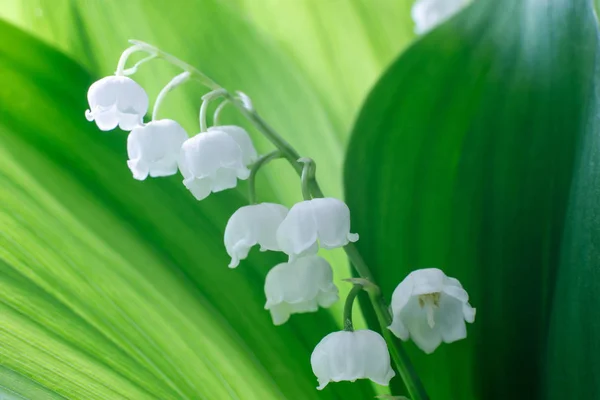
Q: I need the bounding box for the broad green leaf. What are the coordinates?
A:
[344,0,599,399]
[0,0,418,398]
[0,0,416,332]
[0,20,379,399]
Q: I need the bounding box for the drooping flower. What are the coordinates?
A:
[264,255,338,325]
[276,198,359,260]
[85,76,148,131]
[208,125,257,165]
[411,0,468,35]
[224,203,288,268]
[126,119,188,180]
[178,127,257,201]
[388,268,476,354]
[311,330,396,390]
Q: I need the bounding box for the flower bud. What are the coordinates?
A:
[388,268,476,354]
[224,203,288,268]
[311,330,395,390]
[264,255,338,325]
[276,198,359,260]
[178,127,256,201]
[126,119,188,180]
[85,76,148,131]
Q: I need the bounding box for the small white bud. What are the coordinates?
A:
[178,126,256,201]
[388,268,476,354]
[311,330,395,390]
[264,255,338,325]
[126,119,188,180]
[276,198,359,260]
[85,76,148,131]
[224,203,288,268]
[412,0,468,34]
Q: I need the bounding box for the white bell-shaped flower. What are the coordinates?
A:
[178,127,256,201]
[264,255,338,325]
[85,76,148,131]
[224,203,288,268]
[388,268,476,354]
[412,0,468,34]
[311,330,395,390]
[208,125,258,166]
[276,198,359,260]
[126,119,188,180]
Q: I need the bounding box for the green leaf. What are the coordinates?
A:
[0,0,421,398]
[344,0,599,398]
[0,19,375,399]
[0,0,416,337]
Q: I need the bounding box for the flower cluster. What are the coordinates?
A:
[85,43,476,394]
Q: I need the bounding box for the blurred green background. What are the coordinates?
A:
[0,0,599,399]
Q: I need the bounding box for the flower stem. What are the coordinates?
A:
[199,89,226,132]
[299,158,316,200]
[343,284,363,331]
[142,41,429,400]
[248,151,283,204]
[237,106,428,400]
[152,71,191,121]
[213,99,230,126]
[370,293,429,400]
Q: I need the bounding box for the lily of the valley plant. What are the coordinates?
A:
[85,39,476,399]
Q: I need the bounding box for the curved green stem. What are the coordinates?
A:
[199,89,226,132]
[343,284,363,331]
[152,71,190,121]
[299,158,315,201]
[248,151,283,204]
[213,99,230,126]
[129,40,221,90]
[115,44,146,76]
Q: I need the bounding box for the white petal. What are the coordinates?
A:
[390,272,416,318]
[127,119,188,180]
[183,176,213,201]
[224,203,288,268]
[115,76,149,116]
[400,297,443,354]
[127,159,149,181]
[179,130,248,200]
[354,330,396,386]
[463,303,476,323]
[211,168,239,192]
[408,268,447,295]
[179,130,245,178]
[311,198,359,249]
[436,294,468,344]
[276,201,319,257]
[264,255,338,325]
[89,108,119,131]
[310,330,394,390]
[86,76,148,131]
[276,197,358,258]
[389,268,475,353]
[209,125,258,166]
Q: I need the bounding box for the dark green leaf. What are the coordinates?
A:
[344,0,599,398]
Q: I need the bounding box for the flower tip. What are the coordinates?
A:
[348,232,359,242]
[127,160,149,181]
[85,109,94,122]
[228,258,240,268]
